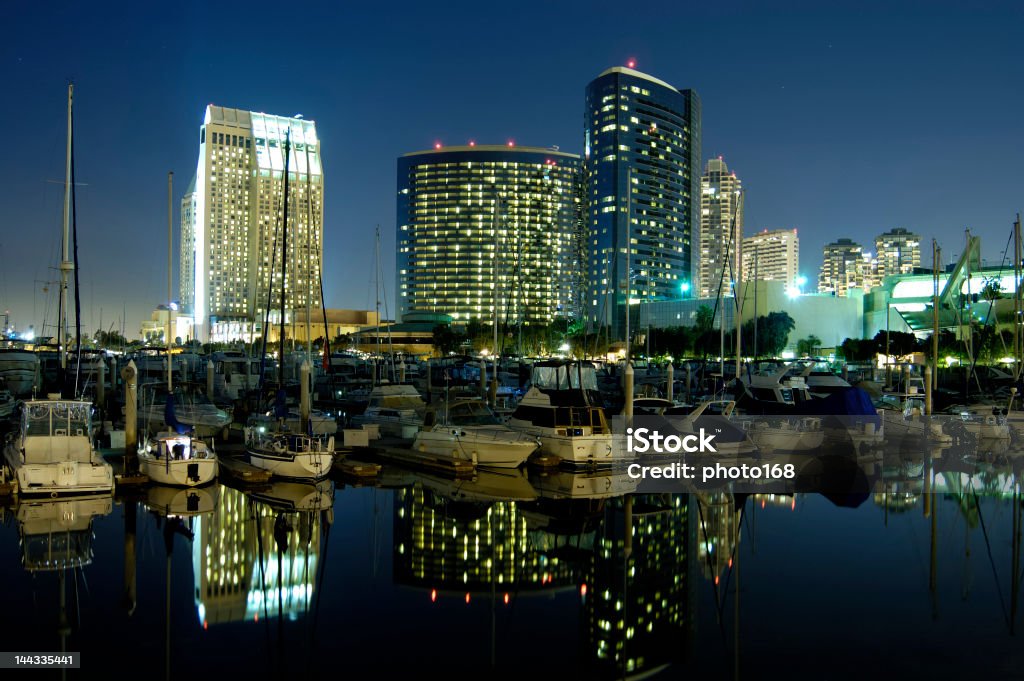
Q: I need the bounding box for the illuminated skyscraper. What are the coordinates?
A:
[584,66,701,332]
[741,228,799,286]
[181,105,324,342]
[396,145,581,329]
[818,237,877,296]
[699,158,743,299]
[875,227,921,280]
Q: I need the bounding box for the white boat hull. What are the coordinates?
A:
[247,450,333,480]
[13,460,113,497]
[412,428,538,468]
[138,453,217,487]
[508,423,617,466]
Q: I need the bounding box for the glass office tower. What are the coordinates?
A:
[396,145,582,329]
[584,66,701,334]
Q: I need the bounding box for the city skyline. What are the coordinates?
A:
[1,2,1021,336]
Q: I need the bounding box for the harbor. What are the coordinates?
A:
[0,443,1022,678]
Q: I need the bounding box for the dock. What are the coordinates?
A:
[356,445,475,477]
[115,472,150,489]
[334,457,383,479]
[217,455,274,486]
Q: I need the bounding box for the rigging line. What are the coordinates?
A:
[970,228,1014,368]
[312,226,331,375]
[376,227,397,381]
[258,175,285,392]
[970,483,1011,629]
[70,117,82,398]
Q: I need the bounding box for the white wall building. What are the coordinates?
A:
[698,157,743,300]
[741,228,799,287]
[181,106,324,342]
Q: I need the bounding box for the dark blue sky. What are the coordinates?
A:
[1,0,1021,336]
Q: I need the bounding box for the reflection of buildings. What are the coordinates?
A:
[393,485,575,593]
[583,495,696,677]
[393,487,699,675]
[695,493,739,583]
[753,493,796,510]
[193,486,323,626]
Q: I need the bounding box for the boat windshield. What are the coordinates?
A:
[445,401,501,426]
[24,401,92,437]
[533,364,598,391]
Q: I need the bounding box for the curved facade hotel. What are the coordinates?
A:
[181,105,324,342]
[396,145,582,329]
[584,66,701,331]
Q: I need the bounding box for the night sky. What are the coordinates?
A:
[1,1,1021,337]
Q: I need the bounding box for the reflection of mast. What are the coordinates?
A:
[123,499,137,615]
[1011,483,1020,634]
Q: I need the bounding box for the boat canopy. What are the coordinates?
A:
[532,362,598,392]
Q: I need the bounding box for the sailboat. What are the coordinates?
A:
[3,85,114,497]
[244,128,333,480]
[136,173,218,488]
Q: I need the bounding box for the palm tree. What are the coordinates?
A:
[797,335,822,357]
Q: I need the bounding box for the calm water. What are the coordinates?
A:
[1,461,1022,680]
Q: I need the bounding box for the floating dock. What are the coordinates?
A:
[334,457,382,479]
[115,472,150,489]
[356,445,475,477]
[217,455,274,485]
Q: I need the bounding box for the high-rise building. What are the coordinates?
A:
[875,227,921,280]
[741,228,799,286]
[181,105,324,342]
[396,145,581,330]
[584,66,701,332]
[699,158,743,299]
[818,237,877,296]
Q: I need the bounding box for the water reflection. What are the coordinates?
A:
[193,481,332,628]
[0,440,1022,678]
[13,496,113,678]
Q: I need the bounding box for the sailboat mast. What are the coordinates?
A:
[734,189,744,384]
[279,129,291,388]
[59,84,74,370]
[167,171,174,392]
[1015,215,1022,383]
[374,227,382,382]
